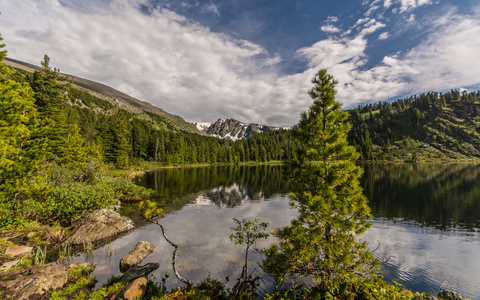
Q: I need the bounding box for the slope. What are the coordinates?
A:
[4,57,201,134]
[348,90,480,160]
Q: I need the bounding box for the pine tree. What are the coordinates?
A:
[56,123,89,166]
[0,35,49,208]
[263,70,377,295]
[30,54,71,162]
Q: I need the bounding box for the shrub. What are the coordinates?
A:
[24,176,153,225]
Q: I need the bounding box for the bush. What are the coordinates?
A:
[24,176,153,225]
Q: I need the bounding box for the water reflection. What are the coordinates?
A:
[134,165,292,211]
[362,163,480,231]
[81,164,480,299]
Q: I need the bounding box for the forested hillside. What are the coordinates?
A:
[5,53,480,169]
[4,55,299,168]
[348,90,480,161]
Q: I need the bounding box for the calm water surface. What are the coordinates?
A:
[71,164,480,299]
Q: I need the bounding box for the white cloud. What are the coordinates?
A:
[296,7,480,109]
[327,16,339,23]
[365,0,433,15]
[0,0,310,126]
[396,0,433,13]
[202,2,220,17]
[320,24,341,33]
[360,19,386,35]
[378,32,390,40]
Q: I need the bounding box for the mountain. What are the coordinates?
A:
[4,57,202,134]
[195,118,283,141]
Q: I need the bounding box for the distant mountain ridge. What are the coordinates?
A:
[195,118,284,141]
[4,57,201,134]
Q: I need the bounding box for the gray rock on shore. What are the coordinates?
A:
[0,262,95,299]
[64,209,135,245]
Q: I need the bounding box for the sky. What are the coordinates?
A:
[1,0,480,127]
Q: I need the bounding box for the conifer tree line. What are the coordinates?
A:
[1,45,299,171]
[347,89,480,160]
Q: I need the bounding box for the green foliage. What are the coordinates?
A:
[152,277,231,300]
[263,70,378,295]
[141,199,164,219]
[57,123,89,166]
[0,35,50,220]
[25,177,115,224]
[264,276,416,299]
[229,218,269,298]
[348,90,480,160]
[230,218,269,248]
[16,175,153,225]
[67,87,114,110]
[29,54,71,163]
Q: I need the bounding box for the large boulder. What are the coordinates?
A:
[0,262,95,299]
[119,241,156,272]
[65,209,134,245]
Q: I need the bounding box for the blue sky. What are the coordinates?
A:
[1,0,480,126]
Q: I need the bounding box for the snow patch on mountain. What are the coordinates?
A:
[194,122,212,132]
[194,118,278,140]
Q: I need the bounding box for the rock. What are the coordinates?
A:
[0,260,20,271]
[4,245,33,257]
[114,276,148,300]
[437,291,471,300]
[65,209,134,245]
[26,232,36,239]
[119,241,156,272]
[0,262,95,300]
[120,263,159,282]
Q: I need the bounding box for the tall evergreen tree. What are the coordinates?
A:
[0,36,48,208]
[30,54,71,162]
[56,123,89,166]
[263,70,377,295]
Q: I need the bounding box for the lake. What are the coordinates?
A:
[71,164,480,299]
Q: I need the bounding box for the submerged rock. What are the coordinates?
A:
[65,209,134,245]
[0,262,95,299]
[120,263,159,282]
[119,241,156,272]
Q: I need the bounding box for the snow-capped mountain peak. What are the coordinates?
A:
[195,118,277,140]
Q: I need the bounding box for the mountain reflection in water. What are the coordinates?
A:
[81,164,479,299]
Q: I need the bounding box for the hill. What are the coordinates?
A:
[4,57,201,134]
[348,90,480,161]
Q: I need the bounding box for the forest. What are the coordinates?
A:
[348,89,480,161]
